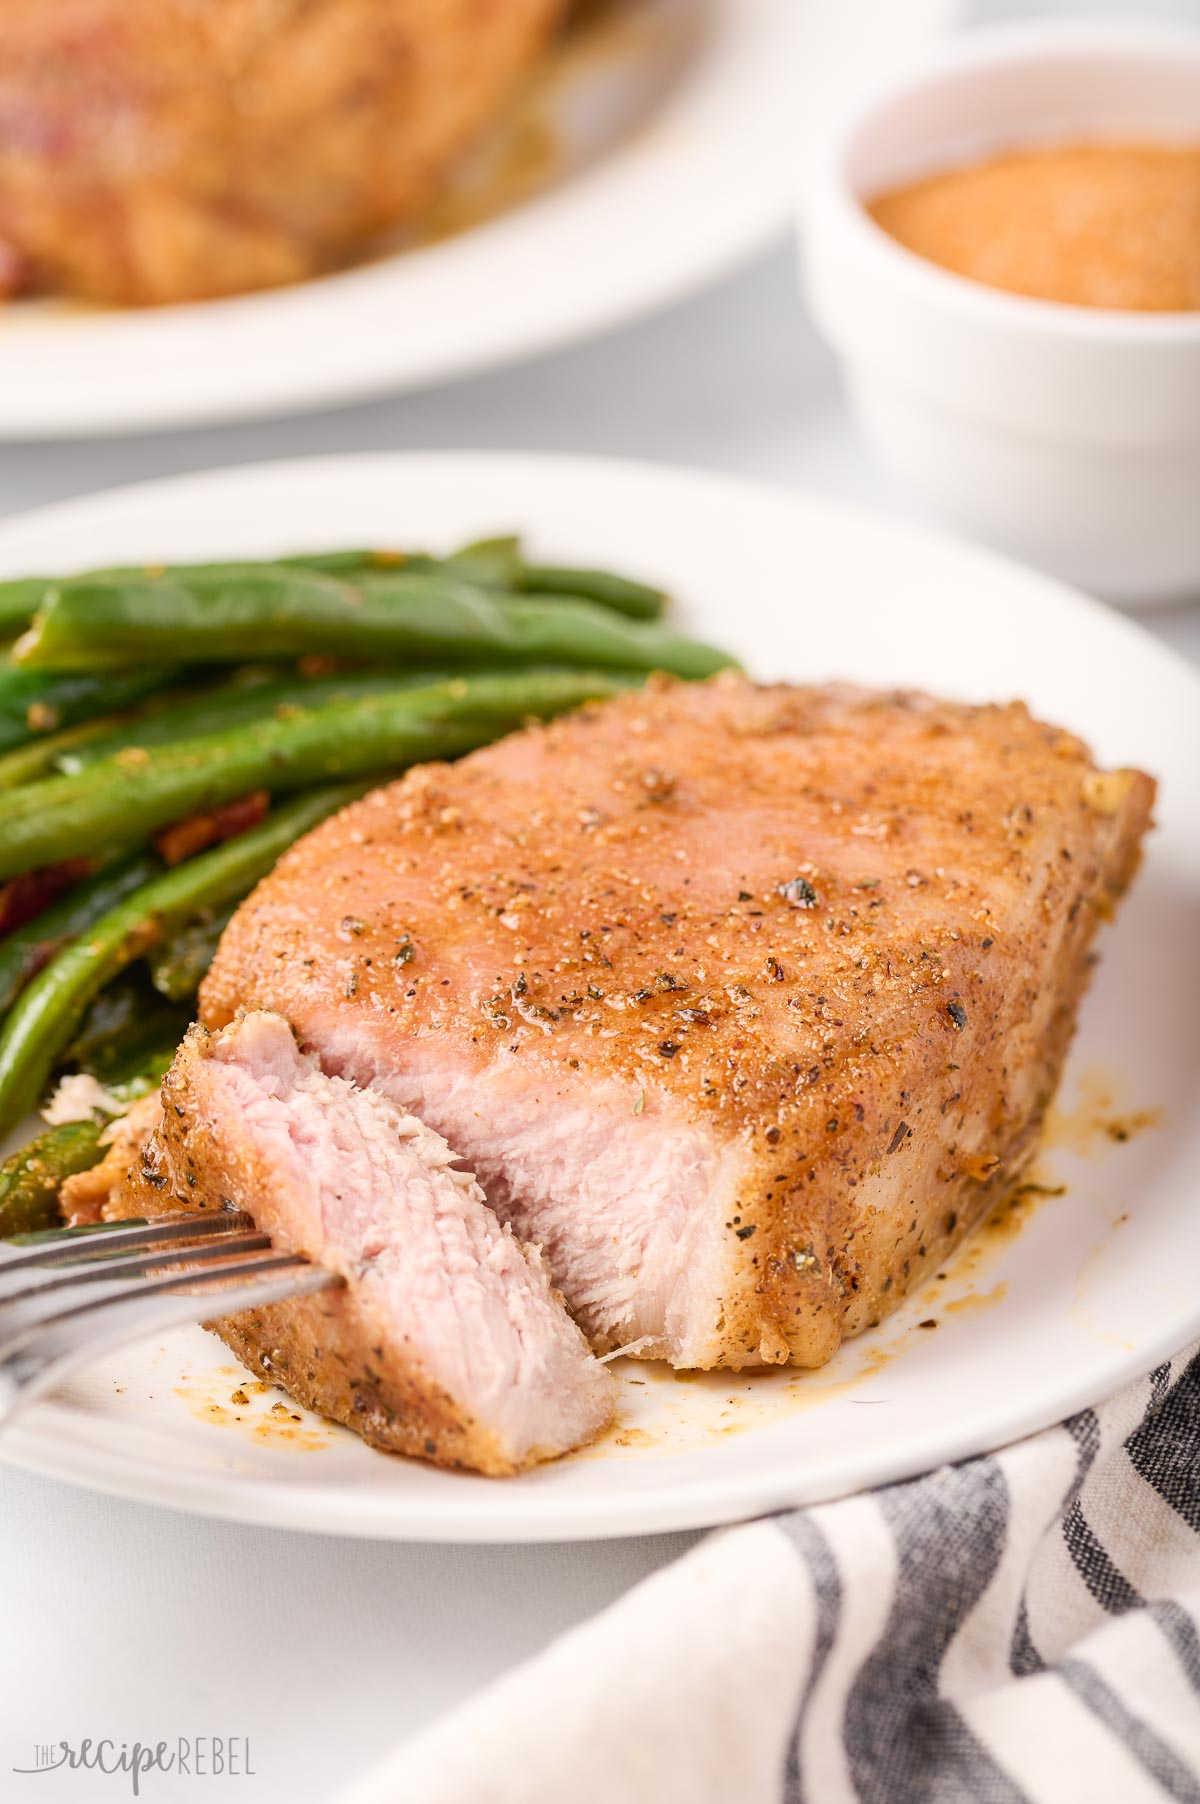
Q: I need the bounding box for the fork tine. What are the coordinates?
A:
[0,1229,272,1306]
[0,1212,257,1274]
[0,1260,341,1426]
[0,1248,314,1362]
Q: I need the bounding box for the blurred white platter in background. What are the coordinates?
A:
[0,0,956,438]
[0,451,1196,1541]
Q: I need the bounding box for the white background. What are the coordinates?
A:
[2,2,1198,1799]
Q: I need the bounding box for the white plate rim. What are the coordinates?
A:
[5,1303,1200,1544]
[0,447,1195,1541]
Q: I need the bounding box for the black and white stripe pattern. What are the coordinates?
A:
[780,1344,1200,1803]
[338,1344,1200,1804]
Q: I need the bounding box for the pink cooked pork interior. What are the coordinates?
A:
[115,1011,614,1474]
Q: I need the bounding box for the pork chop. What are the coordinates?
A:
[113,1011,614,1473]
[0,0,563,306]
[202,675,1154,1371]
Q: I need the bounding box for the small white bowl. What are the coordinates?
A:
[803,21,1200,607]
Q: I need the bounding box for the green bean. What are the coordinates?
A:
[0,659,180,754]
[62,977,192,1083]
[0,785,367,1134]
[147,908,234,1003]
[0,1057,171,1239]
[0,851,163,1015]
[448,541,666,618]
[440,536,523,589]
[0,716,125,790]
[0,665,350,786]
[58,669,450,775]
[518,565,666,619]
[0,669,632,878]
[0,552,411,632]
[0,579,52,637]
[61,978,143,1068]
[277,551,410,576]
[14,569,725,677]
[0,669,285,788]
[0,1119,107,1236]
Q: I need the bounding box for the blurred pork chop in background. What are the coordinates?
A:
[0,0,565,306]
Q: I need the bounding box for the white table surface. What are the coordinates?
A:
[2,3,1198,1797]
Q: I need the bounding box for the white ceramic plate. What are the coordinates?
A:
[0,452,1196,1541]
[0,0,956,439]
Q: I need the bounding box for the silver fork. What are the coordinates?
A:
[0,1213,342,1426]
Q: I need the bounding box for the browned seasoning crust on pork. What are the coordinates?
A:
[200,676,1156,1370]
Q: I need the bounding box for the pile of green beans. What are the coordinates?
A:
[0,536,730,1235]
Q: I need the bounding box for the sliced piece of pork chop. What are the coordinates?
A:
[113,1011,614,1474]
[202,676,1155,1372]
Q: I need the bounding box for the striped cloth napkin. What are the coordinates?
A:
[338,1342,1200,1804]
